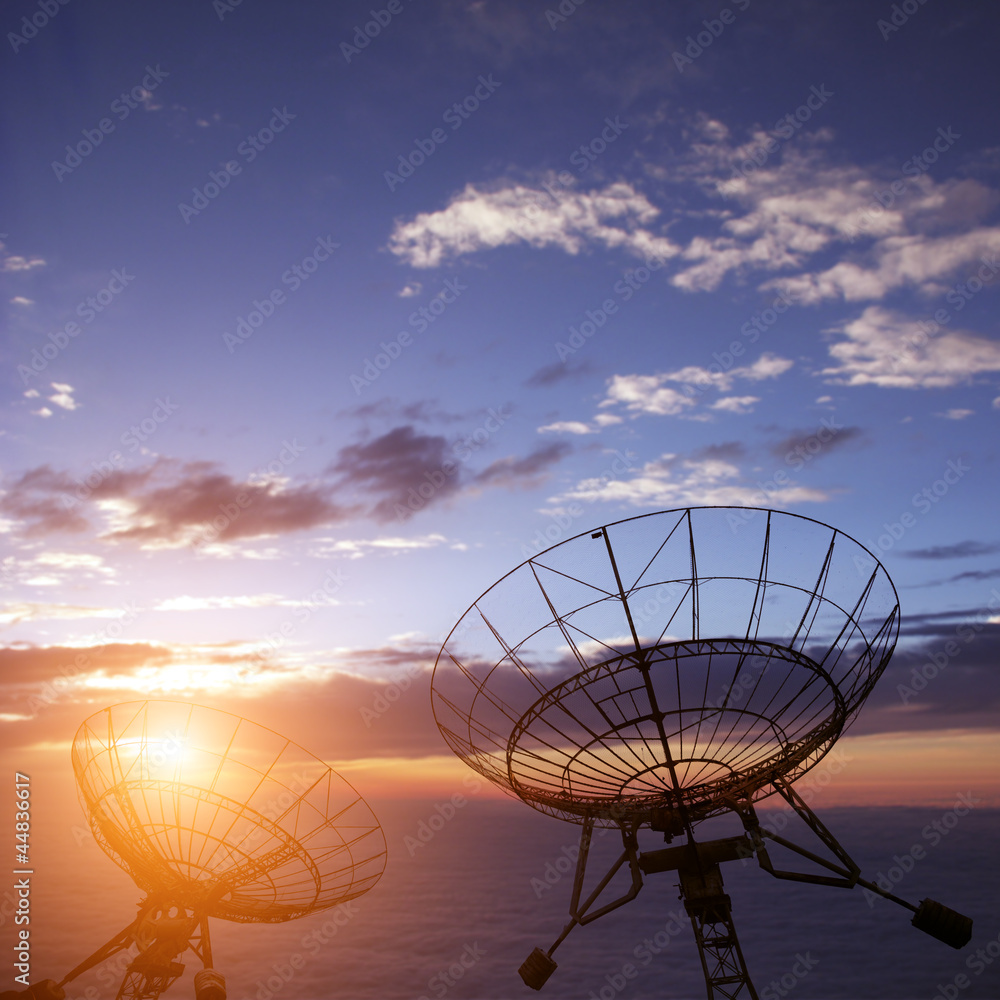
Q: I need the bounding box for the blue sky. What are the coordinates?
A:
[2,0,999,800]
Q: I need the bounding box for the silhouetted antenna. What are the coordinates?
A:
[431,507,972,999]
[44,701,385,1000]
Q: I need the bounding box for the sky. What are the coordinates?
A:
[3,0,1000,818]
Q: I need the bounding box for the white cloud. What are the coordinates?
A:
[538,421,594,435]
[10,296,33,306]
[311,534,451,559]
[662,127,1000,302]
[601,375,695,416]
[553,452,829,509]
[48,382,78,411]
[155,594,300,612]
[599,353,792,418]
[31,407,53,418]
[711,395,760,414]
[0,602,127,625]
[387,180,680,268]
[398,281,422,297]
[936,409,974,420]
[993,397,1000,409]
[2,253,46,272]
[765,230,1000,305]
[822,306,1000,388]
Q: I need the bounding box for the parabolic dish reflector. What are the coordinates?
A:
[72,700,386,923]
[431,507,899,826]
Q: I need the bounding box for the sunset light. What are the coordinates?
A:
[3,2,999,999]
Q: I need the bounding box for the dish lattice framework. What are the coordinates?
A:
[431,507,899,827]
[72,701,387,923]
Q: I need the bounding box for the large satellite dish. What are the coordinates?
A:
[431,507,973,998]
[43,701,386,1000]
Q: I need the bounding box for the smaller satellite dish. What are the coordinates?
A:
[47,701,386,1000]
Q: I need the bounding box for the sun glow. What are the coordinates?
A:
[79,661,284,695]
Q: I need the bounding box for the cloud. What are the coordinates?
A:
[537,421,594,435]
[0,466,91,534]
[398,281,422,297]
[919,568,1000,586]
[472,442,572,490]
[858,621,1000,734]
[599,353,793,418]
[10,296,33,306]
[901,542,1000,561]
[764,230,1000,305]
[1,637,448,761]
[1,251,46,273]
[48,382,78,411]
[328,426,464,521]
[0,602,130,625]
[663,125,1000,301]
[311,534,453,559]
[387,180,680,268]
[766,425,864,460]
[936,408,974,420]
[710,396,760,414]
[821,306,1000,387]
[1,459,351,546]
[329,425,570,520]
[525,359,596,387]
[550,447,828,510]
[153,594,315,612]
